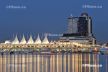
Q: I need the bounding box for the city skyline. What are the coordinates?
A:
[0,0,107,43]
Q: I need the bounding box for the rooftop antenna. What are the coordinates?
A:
[69,14,73,18]
[70,14,73,17]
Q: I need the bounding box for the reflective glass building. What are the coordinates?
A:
[61,13,96,45]
[67,13,92,37]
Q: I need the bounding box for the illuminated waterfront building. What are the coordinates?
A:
[9,34,49,45]
[67,13,92,36]
[60,13,96,45]
[0,13,98,49]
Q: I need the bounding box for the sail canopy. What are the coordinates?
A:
[35,34,41,44]
[27,35,34,44]
[12,35,19,44]
[42,34,49,44]
[20,35,27,44]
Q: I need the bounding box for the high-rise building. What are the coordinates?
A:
[67,15,79,34]
[79,13,92,36]
[60,13,96,45]
[67,13,92,37]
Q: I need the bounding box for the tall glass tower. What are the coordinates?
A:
[67,15,79,34]
[79,13,92,36]
[61,13,95,45]
[67,13,92,37]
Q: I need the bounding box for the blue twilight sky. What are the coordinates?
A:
[0,0,107,43]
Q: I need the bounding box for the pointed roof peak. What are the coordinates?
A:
[20,34,26,44]
[12,35,19,44]
[35,34,41,44]
[27,35,34,44]
[42,34,49,44]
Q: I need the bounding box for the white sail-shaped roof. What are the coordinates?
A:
[20,35,27,44]
[27,35,34,44]
[42,34,49,44]
[34,34,41,44]
[12,35,19,44]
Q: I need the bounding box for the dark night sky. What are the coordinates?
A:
[0,0,107,43]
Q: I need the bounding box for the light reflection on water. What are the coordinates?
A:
[0,53,108,72]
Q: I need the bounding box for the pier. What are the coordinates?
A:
[0,42,100,54]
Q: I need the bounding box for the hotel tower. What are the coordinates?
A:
[60,13,96,45]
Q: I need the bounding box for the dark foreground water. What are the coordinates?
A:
[0,53,108,72]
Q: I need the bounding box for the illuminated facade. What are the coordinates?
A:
[4,34,49,45]
[0,13,97,48]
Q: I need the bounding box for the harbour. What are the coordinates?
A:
[0,12,108,72]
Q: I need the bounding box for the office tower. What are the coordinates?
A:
[67,15,79,34]
[67,13,92,37]
[78,13,92,36]
[61,13,96,45]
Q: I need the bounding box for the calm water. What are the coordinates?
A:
[0,53,108,72]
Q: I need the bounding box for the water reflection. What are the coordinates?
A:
[0,53,108,72]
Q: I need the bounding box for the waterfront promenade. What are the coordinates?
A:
[0,41,101,54]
